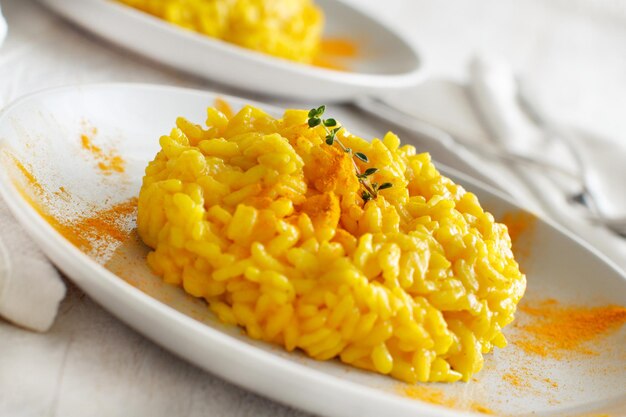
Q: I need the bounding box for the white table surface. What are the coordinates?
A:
[1,0,625,416]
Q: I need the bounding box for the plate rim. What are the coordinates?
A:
[0,83,625,417]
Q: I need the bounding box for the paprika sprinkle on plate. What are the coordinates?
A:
[514,299,626,359]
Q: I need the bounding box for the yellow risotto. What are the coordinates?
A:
[116,0,324,63]
[137,104,526,383]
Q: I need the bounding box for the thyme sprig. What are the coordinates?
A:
[307,106,392,202]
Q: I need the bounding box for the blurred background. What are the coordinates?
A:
[344,0,626,143]
[2,0,626,143]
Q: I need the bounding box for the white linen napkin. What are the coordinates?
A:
[468,55,626,220]
[0,6,67,332]
[0,203,66,332]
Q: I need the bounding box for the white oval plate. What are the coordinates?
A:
[0,84,624,417]
[37,0,423,102]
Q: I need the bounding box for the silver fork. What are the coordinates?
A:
[356,96,582,181]
[516,79,626,238]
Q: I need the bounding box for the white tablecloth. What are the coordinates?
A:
[1,1,625,416]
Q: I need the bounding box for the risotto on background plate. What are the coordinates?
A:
[116,0,325,64]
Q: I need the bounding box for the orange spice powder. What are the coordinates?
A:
[20,186,137,254]
[312,37,358,71]
[514,299,626,359]
[11,157,45,194]
[80,133,125,175]
[543,377,558,388]
[9,155,137,254]
[502,371,530,389]
[66,198,138,251]
[401,385,456,408]
[501,211,536,244]
[320,38,358,58]
[400,386,493,414]
[501,365,560,394]
[471,404,495,415]
[16,186,92,250]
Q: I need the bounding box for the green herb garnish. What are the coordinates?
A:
[307,106,392,202]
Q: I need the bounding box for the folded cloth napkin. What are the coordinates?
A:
[371,74,626,273]
[0,7,66,332]
[0,203,66,332]
[468,55,626,220]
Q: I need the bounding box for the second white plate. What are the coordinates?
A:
[38,0,424,102]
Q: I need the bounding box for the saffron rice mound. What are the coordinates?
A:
[116,0,323,63]
[137,104,526,383]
